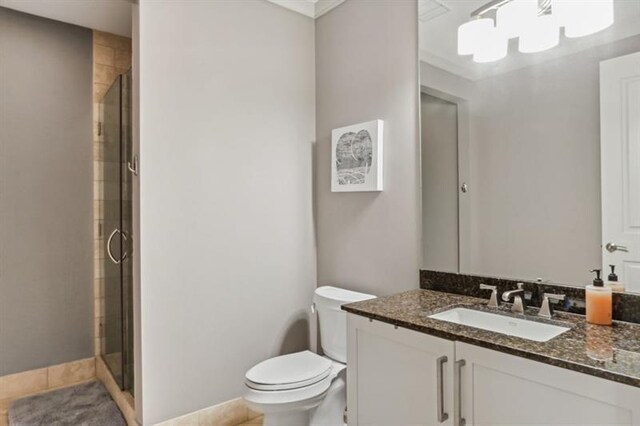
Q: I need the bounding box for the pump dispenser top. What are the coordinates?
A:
[591,269,603,286]
[606,264,625,292]
[608,265,618,282]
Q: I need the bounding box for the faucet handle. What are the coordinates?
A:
[544,293,566,302]
[479,284,499,308]
[539,293,566,319]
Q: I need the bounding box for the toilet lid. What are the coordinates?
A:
[245,351,332,391]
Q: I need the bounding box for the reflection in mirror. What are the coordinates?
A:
[418,0,640,292]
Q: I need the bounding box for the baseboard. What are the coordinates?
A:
[95,355,138,425]
[155,397,262,426]
[0,357,96,426]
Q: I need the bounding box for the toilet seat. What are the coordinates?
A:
[244,352,346,407]
[245,351,332,391]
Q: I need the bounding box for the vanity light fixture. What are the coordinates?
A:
[457,0,614,63]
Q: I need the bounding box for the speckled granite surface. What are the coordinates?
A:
[342,289,640,388]
[420,269,640,323]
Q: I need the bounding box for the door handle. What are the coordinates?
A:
[455,359,466,426]
[107,229,128,264]
[605,242,628,253]
[436,356,449,423]
[127,155,139,176]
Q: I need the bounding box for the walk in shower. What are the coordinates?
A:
[100,70,134,394]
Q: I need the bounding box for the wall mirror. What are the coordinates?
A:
[418,0,640,293]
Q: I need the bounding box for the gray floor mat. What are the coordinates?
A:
[8,380,126,426]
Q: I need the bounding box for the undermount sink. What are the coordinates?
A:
[429,307,570,342]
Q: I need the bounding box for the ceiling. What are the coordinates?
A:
[419,0,640,80]
[267,0,345,18]
[0,0,132,37]
[0,0,344,35]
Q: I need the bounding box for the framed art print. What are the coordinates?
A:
[331,119,383,192]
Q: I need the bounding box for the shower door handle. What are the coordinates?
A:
[127,155,139,176]
[107,229,128,264]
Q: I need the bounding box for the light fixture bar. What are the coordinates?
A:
[471,0,552,19]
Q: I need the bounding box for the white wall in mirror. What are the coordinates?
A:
[419,0,640,291]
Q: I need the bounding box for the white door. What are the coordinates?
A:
[347,314,455,426]
[456,342,640,426]
[600,52,640,292]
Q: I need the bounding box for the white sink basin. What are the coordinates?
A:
[429,308,570,342]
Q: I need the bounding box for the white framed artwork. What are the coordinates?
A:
[331,119,383,192]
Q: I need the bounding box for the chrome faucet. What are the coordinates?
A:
[538,293,566,319]
[501,283,526,314]
[479,284,499,308]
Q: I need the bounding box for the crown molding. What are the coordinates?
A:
[267,0,346,19]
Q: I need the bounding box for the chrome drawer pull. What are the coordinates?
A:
[437,355,449,422]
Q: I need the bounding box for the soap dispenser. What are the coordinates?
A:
[606,265,625,292]
[586,269,612,326]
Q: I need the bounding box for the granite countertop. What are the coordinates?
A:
[342,289,640,388]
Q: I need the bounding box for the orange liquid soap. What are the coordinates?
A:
[586,269,612,326]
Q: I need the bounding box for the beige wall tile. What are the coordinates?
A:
[94,317,102,339]
[0,368,48,400]
[94,162,104,181]
[93,30,113,47]
[93,201,103,219]
[94,44,115,66]
[94,297,104,317]
[95,357,136,425]
[115,49,131,70]
[112,36,131,52]
[93,143,104,161]
[0,397,11,426]
[94,278,104,298]
[239,416,263,426]
[246,407,261,421]
[0,398,10,414]
[94,63,117,86]
[93,121,103,143]
[156,412,199,426]
[198,398,248,426]
[47,358,95,389]
[94,83,110,102]
[94,31,131,51]
[94,259,104,279]
[93,218,100,238]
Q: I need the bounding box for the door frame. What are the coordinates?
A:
[600,51,640,291]
[419,85,471,273]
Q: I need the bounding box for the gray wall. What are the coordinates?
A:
[420,35,640,285]
[0,7,93,375]
[137,1,316,423]
[316,0,421,297]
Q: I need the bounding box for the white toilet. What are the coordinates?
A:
[243,286,375,426]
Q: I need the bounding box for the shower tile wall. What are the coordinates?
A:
[93,31,131,356]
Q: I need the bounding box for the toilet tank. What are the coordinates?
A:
[314,286,376,363]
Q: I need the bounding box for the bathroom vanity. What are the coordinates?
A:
[343,290,640,426]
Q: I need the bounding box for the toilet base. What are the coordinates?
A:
[248,369,347,426]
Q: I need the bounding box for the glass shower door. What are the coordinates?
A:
[101,72,134,393]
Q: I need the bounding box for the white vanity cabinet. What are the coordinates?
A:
[347,314,455,426]
[347,314,640,426]
[457,342,640,426]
